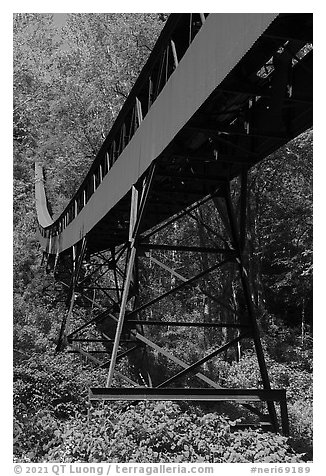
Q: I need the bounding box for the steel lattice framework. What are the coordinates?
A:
[35,13,313,434]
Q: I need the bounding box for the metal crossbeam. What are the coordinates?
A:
[100,321,224,390]
[127,257,232,319]
[149,255,241,317]
[70,345,140,387]
[89,386,289,435]
[157,334,248,388]
[126,320,250,328]
[138,243,232,254]
[89,387,286,402]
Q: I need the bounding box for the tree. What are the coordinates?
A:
[246,130,313,328]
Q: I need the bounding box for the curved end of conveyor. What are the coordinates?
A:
[35,162,56,255]
[35,162,53,228]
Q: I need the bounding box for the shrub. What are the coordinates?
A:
[14,352,106,419]
[14,410,62,461]
[288,401,313,460]
[27,401,305,463]
[13,347,312,463]
[225,429,302,463]
[212,350,312,460]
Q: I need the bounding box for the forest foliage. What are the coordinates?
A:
[13,13,312,463]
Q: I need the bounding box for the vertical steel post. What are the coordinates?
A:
[56,237,87,352]
[111,247,121,304]
[280,395,290,436]
[106,243,137,387]
[239,167,248,253]
[106,165,155,387]
[222,180,279,432]
[106,186,138,387]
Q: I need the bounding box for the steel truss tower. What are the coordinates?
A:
[52,164,289,435]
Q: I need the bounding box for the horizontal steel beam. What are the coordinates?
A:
[138,243,233,254]
[126,319,249,328]
[89,387,286,402]
[185,125,286,140]
[69,338,112,342]
[156,171,226,184]
[68,350,110,354]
